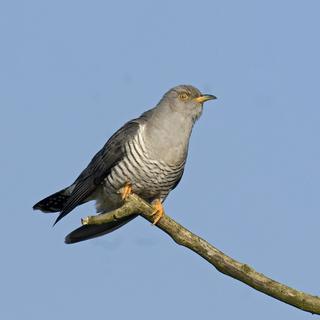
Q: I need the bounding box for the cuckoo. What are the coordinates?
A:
[33,85,217,243]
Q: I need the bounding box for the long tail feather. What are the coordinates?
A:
[33,188,71,213]
[65,215,137,244]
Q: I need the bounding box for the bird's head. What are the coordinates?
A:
[159,85,217,121]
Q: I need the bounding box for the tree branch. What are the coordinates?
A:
[82,193,320,315]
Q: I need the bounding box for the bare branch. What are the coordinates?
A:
[82,193,320,315]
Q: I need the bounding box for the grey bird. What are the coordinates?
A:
[33,85,216,244]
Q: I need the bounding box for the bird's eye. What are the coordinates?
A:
[179,92,189,101]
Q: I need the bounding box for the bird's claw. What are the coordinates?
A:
[151,199,164,225]
[120,183,132,200]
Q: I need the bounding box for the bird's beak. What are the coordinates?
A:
[193,94,217,104]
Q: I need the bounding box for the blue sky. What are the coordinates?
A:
[1,1,320,319]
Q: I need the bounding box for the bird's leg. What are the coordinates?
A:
[120,182,132,200]
[151,199,164,225]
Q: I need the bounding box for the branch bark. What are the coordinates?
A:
[82,193,320,315]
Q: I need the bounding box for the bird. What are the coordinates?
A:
[33,85,217,244]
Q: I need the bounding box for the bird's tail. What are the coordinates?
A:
[33,187,72,213]
[65,215,137,244]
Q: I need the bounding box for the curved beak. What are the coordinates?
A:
[193,94,217,104]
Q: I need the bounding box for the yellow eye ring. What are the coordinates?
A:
[179,92,189,101]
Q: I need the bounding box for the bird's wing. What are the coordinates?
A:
[54,119,141,224]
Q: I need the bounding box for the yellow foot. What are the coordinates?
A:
[151,199,164,225]
[120,183,132,200]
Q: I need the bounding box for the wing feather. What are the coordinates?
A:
[53,120,141,224]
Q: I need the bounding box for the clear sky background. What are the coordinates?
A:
[1,1,320,319]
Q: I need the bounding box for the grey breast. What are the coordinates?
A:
[104,122,186,202]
